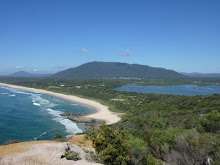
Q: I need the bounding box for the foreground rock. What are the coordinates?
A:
[0,141,101,165]
[67,116,95,123]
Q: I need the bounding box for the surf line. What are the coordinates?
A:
[33,128,56,140]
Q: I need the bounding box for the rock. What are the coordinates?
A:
[90,123,102,131]
[84,123,94,126]
[67,116,95,123]
[60,112,71,116]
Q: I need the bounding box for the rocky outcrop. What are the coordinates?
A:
[60,112,71,116]
[67,116,95,123]
[89,123,102,131]
[0,141,102,165]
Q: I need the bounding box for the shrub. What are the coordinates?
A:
[147,155,158,165]
[87,124,130,165]
[163,129,212,164]
[85,149,103,163]
[148,128,182,158]
[54,132,63,141]
[64,150,81,160]
[127,135,150,165]
[208,132,220,164]
[200,110,220,133]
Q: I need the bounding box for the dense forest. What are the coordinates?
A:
[0,78,219,165]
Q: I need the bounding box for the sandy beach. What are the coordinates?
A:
[0,83,120,125]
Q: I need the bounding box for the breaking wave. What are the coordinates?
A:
[33,128,56,140]
[46,108,82,134]
[1,93,16,97]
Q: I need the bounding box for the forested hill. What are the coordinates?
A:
[8,71,51,78]
[53,61,185,79]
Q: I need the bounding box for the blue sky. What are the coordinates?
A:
[0,0,219,74]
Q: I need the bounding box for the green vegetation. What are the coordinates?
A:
[87,124,130,165]
[0,77,220,164]
[127,135,152,165]
[54,132,63,141]
[53,61,185,79]
[200,110,220,133]
[84,149,103,163]
[64,150,81,160]
[87,124,160,165]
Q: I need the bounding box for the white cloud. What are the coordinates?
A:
[16,66,24,70]
[115,49,131,56]
[81,48,87,53]
[122,49,131,56]
[34,69,38,72]
[54,64,66,70]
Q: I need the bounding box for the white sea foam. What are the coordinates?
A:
[31,94,58,108]
[1,93,16,97]
[71,103,78,106]
[33,102,41,107]
[53,98,64,102]
[2,87,56,107]
[48,102,57,107]
[31,95,50,104]
[46,108,62,117]
[1,85,83,134]
[0,93,9,95]
[46,108,82,134]
[2,87,32,95]
[60,119,82,134]
[33,128,56,140]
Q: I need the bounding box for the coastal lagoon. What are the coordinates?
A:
[115,84,220,95]
[0,86,95,144]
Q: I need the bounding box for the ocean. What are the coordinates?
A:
[0,86,96,144]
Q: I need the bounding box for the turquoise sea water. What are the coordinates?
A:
[0,86,95,144]
[115,84,220,96]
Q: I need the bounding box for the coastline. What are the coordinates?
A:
[0,83,120,125]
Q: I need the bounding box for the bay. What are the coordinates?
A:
[0,86,95,144]
[115,84,220,95]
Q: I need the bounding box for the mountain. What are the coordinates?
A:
[9,71,51,78]
[53,61,185,79]
[181,72,220,78]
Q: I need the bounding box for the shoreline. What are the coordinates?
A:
[0,83,120,125]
